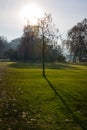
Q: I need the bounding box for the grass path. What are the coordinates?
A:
[0,62,87,130]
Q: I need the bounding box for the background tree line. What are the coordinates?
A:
[0,14,65,63]
[0,15,87,63]
[0,32,65,62]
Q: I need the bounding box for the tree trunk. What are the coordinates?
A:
[42,35,45,77]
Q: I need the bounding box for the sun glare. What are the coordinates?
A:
[20,3,43,25]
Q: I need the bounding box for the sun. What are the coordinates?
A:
[20,3,43,25]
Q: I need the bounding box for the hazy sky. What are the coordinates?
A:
[0,0,87,41]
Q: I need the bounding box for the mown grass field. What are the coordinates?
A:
[0,62,87,130]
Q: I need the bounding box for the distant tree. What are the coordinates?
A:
[65,18,87,62]
[56,45,66,62]
[37,13,59,76]
[19,24,39,61]
[45,44,65,62]
[0,36,7,58]
[5,49,18,61]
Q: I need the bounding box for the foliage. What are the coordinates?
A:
[0,36,8,58]
[65,18,87,62]
[18,24,39,61]
[5,49,18,61]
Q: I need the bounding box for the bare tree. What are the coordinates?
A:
[37,13,59,76]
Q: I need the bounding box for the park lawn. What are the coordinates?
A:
[0,62,87,130]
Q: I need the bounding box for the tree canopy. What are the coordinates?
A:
[65,18,87,62]
[0,36,7,58]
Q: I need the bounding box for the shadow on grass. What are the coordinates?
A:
[44,75,86,130]
[8,62,42,69]
[8,62,79,70]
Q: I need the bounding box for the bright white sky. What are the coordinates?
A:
[0,0,87,41]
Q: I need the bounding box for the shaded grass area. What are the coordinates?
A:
[0,62,87,129]
[8,62,79,70]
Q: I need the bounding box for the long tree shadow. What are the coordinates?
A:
[44,75,86,130]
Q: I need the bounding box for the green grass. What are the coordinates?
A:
[0,62,87,130]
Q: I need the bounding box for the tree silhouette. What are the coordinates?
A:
[37,13,59,76]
